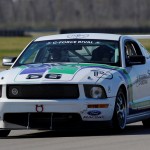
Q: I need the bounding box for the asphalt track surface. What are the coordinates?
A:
[0,122,150,150]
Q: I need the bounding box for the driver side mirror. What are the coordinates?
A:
[127,55,146,66]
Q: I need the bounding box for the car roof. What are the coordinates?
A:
[35,33,121,41]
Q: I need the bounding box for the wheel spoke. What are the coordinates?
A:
[116,103,120,112]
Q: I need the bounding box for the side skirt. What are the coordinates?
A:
[127,110,150,124]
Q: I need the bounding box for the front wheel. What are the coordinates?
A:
[0,130,11,137]
[112,89,127,131]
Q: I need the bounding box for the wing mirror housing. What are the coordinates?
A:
[127,55,146,66]
[2,57,17,66]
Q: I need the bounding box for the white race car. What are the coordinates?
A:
[1,33,150,137]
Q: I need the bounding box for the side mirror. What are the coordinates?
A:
[2,57,17,66]
[127,55,146,66]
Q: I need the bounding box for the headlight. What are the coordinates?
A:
[84,85,107,99]
[90,87,103,98]
[0,85,2,98]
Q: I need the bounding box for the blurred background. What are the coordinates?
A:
[0,0,150,68]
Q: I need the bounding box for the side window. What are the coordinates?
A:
[125,41,142,58]
[125,41,143,66]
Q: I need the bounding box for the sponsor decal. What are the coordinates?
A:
[91,69,113,79]
[20,64,51,75]
[47,40,94,45]
[136,74,148,87]
[87,110,101,116]
[67,34,89,39]
[83,115,104,119]
[83,110,103,120]
[36,105,44,112]
[49,65,78,74]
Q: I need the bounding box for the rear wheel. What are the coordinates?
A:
[0,130,11,137]
[112,89,127,131]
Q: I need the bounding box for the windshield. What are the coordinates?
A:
[13,39,120,67]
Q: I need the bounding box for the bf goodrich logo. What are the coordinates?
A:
[67,34,89,39]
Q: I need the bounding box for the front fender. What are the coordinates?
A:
[97,71,128,98]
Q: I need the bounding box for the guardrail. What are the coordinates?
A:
[60,28,150,34]
[0,30,25,36]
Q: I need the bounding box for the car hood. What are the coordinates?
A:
[0,63,116,84]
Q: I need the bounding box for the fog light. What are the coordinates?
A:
[11,88,19,96]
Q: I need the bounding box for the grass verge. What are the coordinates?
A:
[0,37,33,69]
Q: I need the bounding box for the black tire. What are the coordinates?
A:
[0,130,11,137]
[142,119,150,128]
[112,89,127,131]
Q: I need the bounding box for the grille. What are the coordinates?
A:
[4,113,82,129]
[7,84,79,99]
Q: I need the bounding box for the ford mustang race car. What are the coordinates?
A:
[1,33,150,137]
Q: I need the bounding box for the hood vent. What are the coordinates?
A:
[26,74,42,79]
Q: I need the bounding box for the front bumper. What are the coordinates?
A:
[0,98,115,129]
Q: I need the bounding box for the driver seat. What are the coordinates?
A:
[91,45,114,62]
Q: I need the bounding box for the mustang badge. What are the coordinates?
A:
[36,105,44,112]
